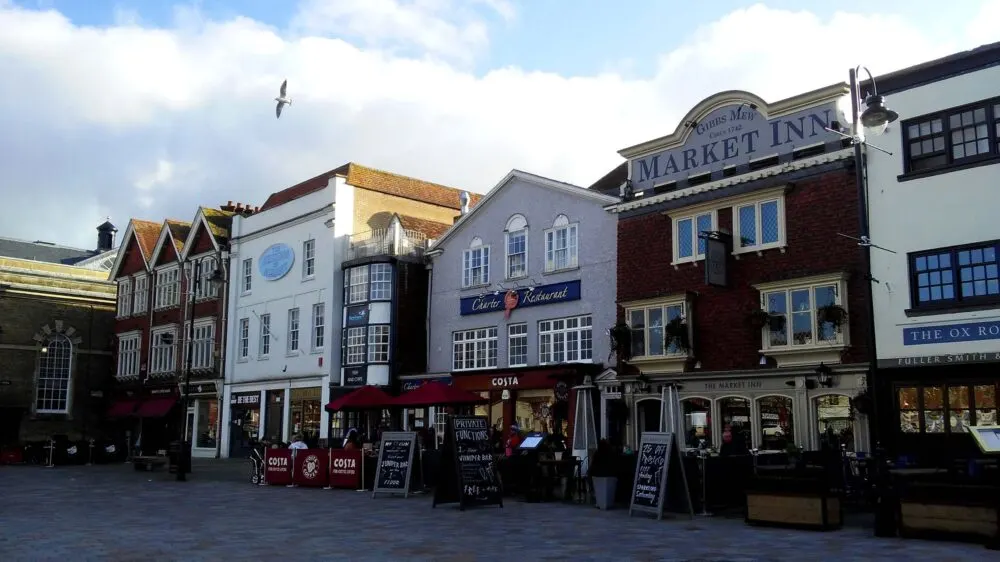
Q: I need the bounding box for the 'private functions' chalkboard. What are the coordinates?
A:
[629,432,672,519]
[433,415,503,510]
[372,432,417,499]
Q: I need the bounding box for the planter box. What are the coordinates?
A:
[897,482,1000,543]
[593,476,617,510]
[745,475,842,531]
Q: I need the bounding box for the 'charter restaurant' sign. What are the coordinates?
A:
[629,100,843,192]
[459,280,581,316]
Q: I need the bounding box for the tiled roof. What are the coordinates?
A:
[200,208,236,242]
[164,220,191,254]
[259,162,481,212]
[131,219,162,259]
[397,214,451,241]
[0,237,98,265]
[588,161,628,197]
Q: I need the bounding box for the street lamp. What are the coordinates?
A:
[176,261,225,482]
[848,65,898,537]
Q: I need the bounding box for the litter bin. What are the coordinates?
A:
[167,441,192,475]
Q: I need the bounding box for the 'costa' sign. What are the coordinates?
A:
[491,376,519,388]
[268,456,288,467]
[333,457,357,469]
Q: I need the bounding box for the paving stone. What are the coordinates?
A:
[0,462,991,560]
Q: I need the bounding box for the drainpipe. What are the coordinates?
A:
[425,262,433,374]
[215,246,230,459]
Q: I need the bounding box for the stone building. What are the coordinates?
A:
[0,223,118,444]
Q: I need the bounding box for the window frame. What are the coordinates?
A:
[754,272,850,363]
[149,325,178,375]
[369,263,393,301]
[238,318,250,360]
[185,318,215,370]
[367,324,390,364]
[302,239,316,279]
[538,314,593,365]
[505,215,529,280]
[907,239,1000,313]
[347,266,369,304]
[508,323,528,367]
[896,383,998,435]
[671,210,716,265]
[901,96,1000,176]
[132,274,148,315]
[258,313,271,359]
[35,334,73,414]
[626,300,688,358]
[116,278,132,318]
[116,332,140,379]
[732,196,786,254]
[544,217,579,272]
[241,258,253,294]
[153,266,180,310]
[452,327,499,371]
[312,303,326,351]
[345,326,366,365]
[462,242,491,289]
[287,308,300,354]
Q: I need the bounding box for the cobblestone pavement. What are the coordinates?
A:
[0,463,989,561]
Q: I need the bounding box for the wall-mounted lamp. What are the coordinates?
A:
[40,346,48,354]
[815,363,834,387]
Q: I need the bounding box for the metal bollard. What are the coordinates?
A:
[698,448,712,517]
[45,439,55,468]
[87,439,95,466]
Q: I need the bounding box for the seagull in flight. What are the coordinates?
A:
[275,79,292,119]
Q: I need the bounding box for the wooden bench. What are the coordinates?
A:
[133,456,168,472]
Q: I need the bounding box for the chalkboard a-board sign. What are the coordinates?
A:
[628,431,693,520]
[372,431,417,499]
[432,415,503,510]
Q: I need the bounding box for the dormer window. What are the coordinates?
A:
[462,237,490,288]
[544,214,578,272]
[505,214,528,279]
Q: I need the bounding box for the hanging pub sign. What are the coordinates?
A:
[433,415,503,510]
[628,99,845,192]
[460,280,581,316]
[372,431,418,499]
[702,231,731,288]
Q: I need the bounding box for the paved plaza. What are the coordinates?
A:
[0,461,990,561]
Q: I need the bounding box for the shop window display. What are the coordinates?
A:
[681,398,711,449]
[897,383,999,434]
[196,400,219,449]
[757,396,794,451]
[814,394,854,451]
[719,397,751,454]
[516,389,558,434]
[288,387,322,447]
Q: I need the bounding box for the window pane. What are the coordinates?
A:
[677,218,693,258]
[696,214,712,255]
[976,385,996,408]
[647,307,664,356]
[629,310,645,357]
[948,386,970,409]
[816,395,854,451]
[682,398,712,448]
[790,289,812,345]
[899,387,920,433]
[738,205,756,247]
[760,201,779,244]
[720,398,751,454]
[765,291,787,346]
[758,396,793,452]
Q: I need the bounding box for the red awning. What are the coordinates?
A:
[325,385,396,412]
[106,399,139,419]
[135,397,178,418]
[394,381,486,408]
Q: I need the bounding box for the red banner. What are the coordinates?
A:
[328,449,363,489]
[264,448,293,486]
[292,449,329,487]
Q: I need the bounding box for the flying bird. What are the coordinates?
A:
[275,79,292,119]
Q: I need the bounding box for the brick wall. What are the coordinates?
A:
[617,164,871,371]
[353,189,460,233]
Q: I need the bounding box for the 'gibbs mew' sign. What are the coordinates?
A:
[259,243,295,281]
[630,101,842,192]
[460,280,581,316]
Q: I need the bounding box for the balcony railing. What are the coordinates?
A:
[348,227,429,260]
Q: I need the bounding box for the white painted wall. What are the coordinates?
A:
[867,64,1000,362]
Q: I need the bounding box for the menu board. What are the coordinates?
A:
[433,415,503,510]
[629,432,673,520]
[372,432,417,498]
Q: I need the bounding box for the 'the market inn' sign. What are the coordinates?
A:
[460,280,581,317]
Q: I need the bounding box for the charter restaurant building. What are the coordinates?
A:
[605,84,875,455]
[423,170,619,442]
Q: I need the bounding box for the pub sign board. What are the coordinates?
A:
[433,415,503,510]
[628,431,693,520]
[460,280,581,316]
[372,431,418,499]
[629,100,844,192]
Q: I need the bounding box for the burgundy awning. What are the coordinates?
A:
[394,381,486,408]
[325,385,396,412]
[135,397,178,418]
[106,399,139,419]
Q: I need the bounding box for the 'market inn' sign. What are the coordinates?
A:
[459,280,581,316]
[629,101,843,192]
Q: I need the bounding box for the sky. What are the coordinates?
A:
[1,0,997,250]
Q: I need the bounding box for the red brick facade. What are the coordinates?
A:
[617,163,871,372]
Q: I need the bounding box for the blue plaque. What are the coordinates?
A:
[259,243,295,281]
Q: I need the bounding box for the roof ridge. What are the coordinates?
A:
[347,162,466,194]
[0,235,95,252]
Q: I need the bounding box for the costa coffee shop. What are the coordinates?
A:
[424,170,619,441]
[603,84,873,454]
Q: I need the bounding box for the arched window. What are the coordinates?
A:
[36,334,73,413]
[544,214,578,272]
[462,237,490,288]
[504,214,528,279]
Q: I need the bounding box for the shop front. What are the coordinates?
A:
[222,378,325,452]
[604,367,869,454]
[397,374,452,434]
[184,381,221,458]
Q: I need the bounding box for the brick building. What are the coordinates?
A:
[603,84,875,454]
[0,223,118,445]
[107,205,248,458]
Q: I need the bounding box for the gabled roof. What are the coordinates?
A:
[395,214,451,241]
[0,236,99,265]
[428,169,620,251]
[180,207,236,260]
[148,219,191,267]
[107,218,162,280]
[259,162,482,213]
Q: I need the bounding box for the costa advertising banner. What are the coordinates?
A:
[329,449,363,489]
[293,449,329,487]
[264,449,293,486]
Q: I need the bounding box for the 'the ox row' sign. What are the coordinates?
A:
[629,100,844,192]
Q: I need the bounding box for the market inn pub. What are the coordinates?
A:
[602,83,874,455]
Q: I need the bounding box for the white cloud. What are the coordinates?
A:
[0,2,992,250]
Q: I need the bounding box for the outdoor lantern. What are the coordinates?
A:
[815,363,834,387]
[860,94,899,129]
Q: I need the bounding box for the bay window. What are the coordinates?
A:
[754,272,849,366]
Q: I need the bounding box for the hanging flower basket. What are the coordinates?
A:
[749,308,771,328]
[664,317,690,352]
[817,304,848,328]
[608,322,633,362]
[767,314,787,333]
[851,390,874,417]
